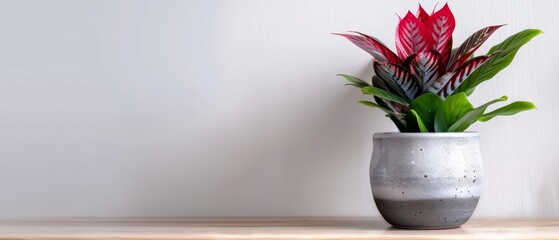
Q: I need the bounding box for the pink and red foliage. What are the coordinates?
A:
[335,3,500,99]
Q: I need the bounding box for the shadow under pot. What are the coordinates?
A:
[370,132,483,229]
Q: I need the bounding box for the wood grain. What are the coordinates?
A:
[0,218,556,240]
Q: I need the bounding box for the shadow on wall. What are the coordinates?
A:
[121,61,388,216]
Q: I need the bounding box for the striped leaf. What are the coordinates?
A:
[408,50,441,91]
[402,53,417,71]
[437,54,495,98]
[373,65,407,99]
[425,3,455,54]
[373,73,405,98]
[351,31,402,64]
[440,37,453,68]
[373,61,420,100]
[454,29,543,94]
[334,33,402,64]
[395,11,434,59]
[373,76,410,114]
[447,25,503,71]
[372,75,389,90]
[426,72,453,94]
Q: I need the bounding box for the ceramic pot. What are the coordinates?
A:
[370,132,483,229]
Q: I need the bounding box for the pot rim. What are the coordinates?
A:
[373,132,479,139]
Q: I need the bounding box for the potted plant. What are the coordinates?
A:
[335,3,541,229]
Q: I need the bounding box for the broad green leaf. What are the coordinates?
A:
[361,86,409,105]
[409,93,443,132]
[454,29,543,94]
[447,96,508,132]
[434,110,447,132]
[479,101,537,122]
[409,110,429,132]
[357,100,397,115]
[338,74,370,89]
[434,93,473,132]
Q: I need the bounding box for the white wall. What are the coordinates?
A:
[0,0,556,217]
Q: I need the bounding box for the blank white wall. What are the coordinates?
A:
[0,0,556,217]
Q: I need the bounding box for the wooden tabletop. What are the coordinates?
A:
[0,218,557,239]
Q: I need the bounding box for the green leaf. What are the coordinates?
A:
[434,111,447,132]
[434,93,473,132]
[447,96,508,132]
[454,29,543,94]
[409,109,429,132]
[338,74,371,89]
[372,76,401,114]
[357,100,398,115]
[361,86,409,105]
[479,101,537,122]
[409,93,443,132]
[464,87,476,96]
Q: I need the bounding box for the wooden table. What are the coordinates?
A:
[0,218,557,239]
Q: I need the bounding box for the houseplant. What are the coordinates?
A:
[335,3,541,229]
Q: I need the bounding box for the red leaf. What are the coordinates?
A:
[334,33,385,61]
[440,37,453,70]
[395,11,434,59]
[437,54,495,98]
[447,25,504,71]
[334,33,402,64]
[352,31,402,64]
[425,3,455,54]
[417,4,430,23]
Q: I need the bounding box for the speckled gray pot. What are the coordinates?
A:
[370,132,482,229]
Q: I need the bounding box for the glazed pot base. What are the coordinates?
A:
[374,197,480,229]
